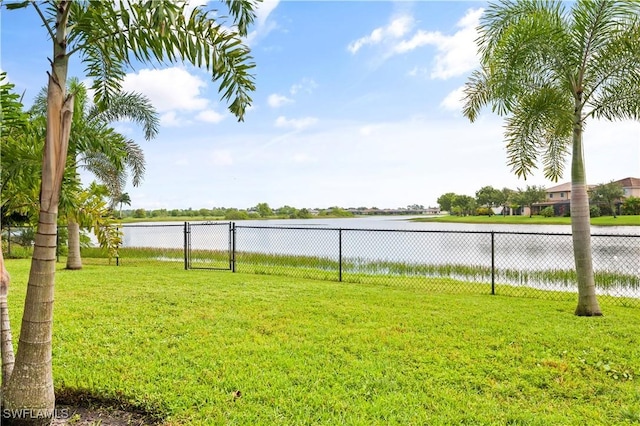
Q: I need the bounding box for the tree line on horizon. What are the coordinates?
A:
[438,182,640,218]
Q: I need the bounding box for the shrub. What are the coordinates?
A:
[475,207,493,216]
[540,206,555,217]
[622,197,640,215]
[224,209,249,220]
[589,205,601,218]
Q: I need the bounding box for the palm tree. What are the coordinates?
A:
[0,74,26,394]
[2,0,257,420]
[463,0,640,316]
[116,192,132,218]
[31,79,158,270]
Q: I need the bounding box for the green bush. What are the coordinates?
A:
[589,205,601,218]
[475,207,493,216]
[224,209,249,220]
[540,206,555,217]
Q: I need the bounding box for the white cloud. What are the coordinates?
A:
[122,67,209,112]
[290,78,318,95]
[210,150,233,166]
[440,86,466,112]
[160,111,183,127]
[360,125,381,136]
[347,15,414,54]
[268,93,294,108]
[274,116,318,130]
[292,153,314,163]
[196,109,226,123]
[246,0,280,45]
[407,66,428,78]
[394,8,483,79]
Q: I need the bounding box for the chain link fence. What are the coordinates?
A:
[232,226,639,306]
[3,222,639,307]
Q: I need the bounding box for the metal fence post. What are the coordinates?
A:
[184,222,189,270]
[116,226,120,266]
[339,229,343,282]
[231,222,236,273]
[491,231,495,295]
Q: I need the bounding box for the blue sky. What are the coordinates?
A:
[2,1,639,211]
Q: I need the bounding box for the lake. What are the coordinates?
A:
[119,217,640,295]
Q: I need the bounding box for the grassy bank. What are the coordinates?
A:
[412,215,640,226]
[5,259,640,425]
[81,247,640,304]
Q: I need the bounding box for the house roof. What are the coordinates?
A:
[614,177,640,188]
[543,178,639,193]
[546,182,572,193]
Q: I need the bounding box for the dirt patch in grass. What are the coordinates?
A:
[51,391,163,425]
[52,405,158,425]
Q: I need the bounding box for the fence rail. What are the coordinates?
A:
[3,222,639,307]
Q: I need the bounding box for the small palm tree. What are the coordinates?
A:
[116,192,132,218]
[463,0,640,316]
[30,79,158,270]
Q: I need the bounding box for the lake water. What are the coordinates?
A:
[120,217,639,284]
[123,215,640,234]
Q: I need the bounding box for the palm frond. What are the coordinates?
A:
[66,0,257,120]
[88,91,159,141]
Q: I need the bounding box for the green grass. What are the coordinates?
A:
[412,215,640,226]
[5,259,640,425]
[81,247,640,303]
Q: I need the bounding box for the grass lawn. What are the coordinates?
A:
[5,259,640,425]
[412,215,640,227]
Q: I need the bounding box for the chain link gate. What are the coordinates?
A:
[185,222,233,270]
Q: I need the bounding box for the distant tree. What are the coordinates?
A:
[321,207,353,217]
[437,193,457,213]
[133,209,147,219]
[224,209,249,220]
[475,186,503,207]
[452,195,476,216]
[296,208,312,219]
[276,205,297,218]
[590,181,624,218]
[255,203,273,218]
[515,186,546,218]
[500,188,516,215]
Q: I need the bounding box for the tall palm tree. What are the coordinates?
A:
[2,0,257,421]
[463,0,640,316]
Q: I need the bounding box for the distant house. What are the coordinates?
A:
[531,182,577,216]
[614,177,640,198]
[531,177,639,216]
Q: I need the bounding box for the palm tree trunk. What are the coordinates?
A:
[571,103,602,316]
[3,8,75,419]
[66,219,82,270]
[1,247,15,392]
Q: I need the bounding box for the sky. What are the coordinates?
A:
[1,1,639,211]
